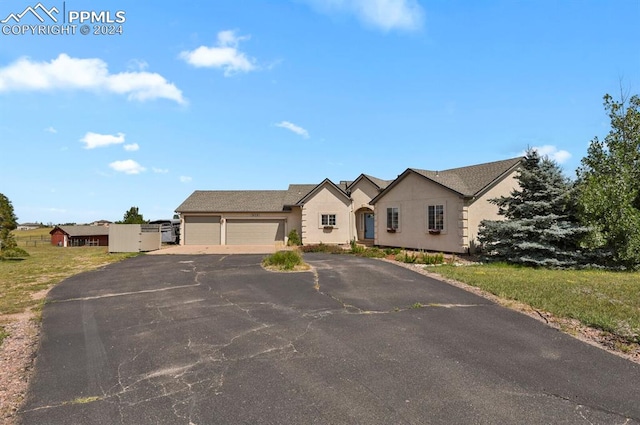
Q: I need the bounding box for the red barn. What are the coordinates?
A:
[50,226,109,247]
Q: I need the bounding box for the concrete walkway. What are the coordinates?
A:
[147,244,293,255]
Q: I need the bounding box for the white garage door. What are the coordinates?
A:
[226,219,285,245]
[184,216,221,245]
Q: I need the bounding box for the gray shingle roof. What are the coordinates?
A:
[362,174,393,189]
[410,157,523,197]
[283,184,317,205]
[176,190,288,212]
[176,184,318,213]
[52,225,110,237]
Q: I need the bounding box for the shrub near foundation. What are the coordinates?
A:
[299,243,344,254]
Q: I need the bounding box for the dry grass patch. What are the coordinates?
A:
[1,229,136,339]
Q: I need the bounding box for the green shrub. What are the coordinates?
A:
[287,229,301,246]
[0,247,30,260]
[350,239,366,254]
[300,243,344,254]
[359,247,386,258]
[421,252,445,265]
[384,247,401,256]
[262,250,304,270]
[396,251,418,263]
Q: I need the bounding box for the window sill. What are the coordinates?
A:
[387,228,397,233]
[428,229,442,235]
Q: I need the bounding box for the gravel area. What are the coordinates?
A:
[0,312,39,424]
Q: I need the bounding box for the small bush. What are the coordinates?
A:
[421,252,445,265]
[350,239,366,254]
[359,247,386,258]
[262,250,304,270]
[287,229,301,246]
[0,247,30,260]
[396,251,418,263]
[300,243,344,254]
[384,247,401,256]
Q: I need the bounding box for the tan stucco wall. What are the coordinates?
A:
[287,207,303,242]
[349,178,379,240]
[374,172,467,253]
[350,179,379,209]
[301,184,352,245]
[467,171,519,249]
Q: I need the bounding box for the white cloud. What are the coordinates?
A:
[81,132,125,149]
[179,30,257,76]
[124,143,139,151]
[0,54,185,104]
[109,159,146,175]
[275,121,310,138]
[45,126,57,133]
[303,0,424,32]
[153,167,169,174]
[527,145,572,164]
[179,176,192,183]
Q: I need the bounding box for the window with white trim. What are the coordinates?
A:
[321,214,336,226]
[386,207,399,230]
[428,204,444,231]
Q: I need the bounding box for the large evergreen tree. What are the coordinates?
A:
[576,93,640,269]
[478,149,588,268]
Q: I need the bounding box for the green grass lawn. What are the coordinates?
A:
[1,228,136,343]
[434,263,640,344]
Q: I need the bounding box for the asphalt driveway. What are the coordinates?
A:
[18,253,640,424]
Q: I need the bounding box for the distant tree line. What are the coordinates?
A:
[479,92,640,270]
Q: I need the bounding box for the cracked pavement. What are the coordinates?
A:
[17,253,640,424]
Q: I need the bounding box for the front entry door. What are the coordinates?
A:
[364,213,375,239]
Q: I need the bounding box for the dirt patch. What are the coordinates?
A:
[0,311,39,424]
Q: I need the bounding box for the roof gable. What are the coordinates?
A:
[347,174,393,191]
[371,157,523,204]
[296,178,350,205]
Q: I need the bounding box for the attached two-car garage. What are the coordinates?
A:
[183,216,285,245]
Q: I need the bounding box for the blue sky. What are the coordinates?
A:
[1,0,639,224]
